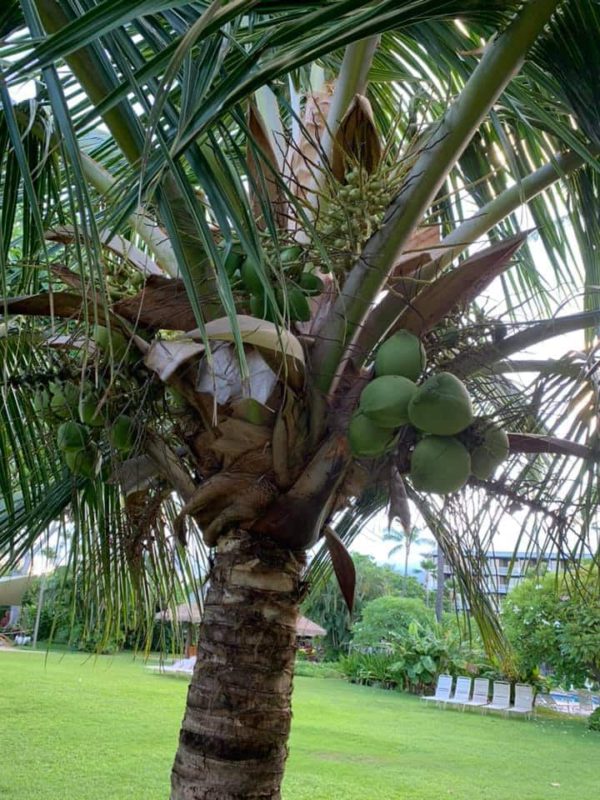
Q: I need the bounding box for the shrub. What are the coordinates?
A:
[345,617,499,694]
[338,652,399,688]
[351,595,434,648]
[388,623,462,693]
[588,708,600,732]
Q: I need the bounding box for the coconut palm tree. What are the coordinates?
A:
[383,527,406,561]
[2,2,600,797]
[435,547,446,623]
[384,525,432,591]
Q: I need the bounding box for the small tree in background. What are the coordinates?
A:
[502,571,600,687]
[352,595,434,649]
[384,526,432,593]
[302,553,424,655]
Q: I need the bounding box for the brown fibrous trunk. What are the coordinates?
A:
[171,530,305,800]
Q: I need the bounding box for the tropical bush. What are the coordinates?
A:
[294,660,343,679]
[302,554,425,657]
[502,571,600,688]
[341,619,493,693]
[352,596,434,648]
[588,708,600,733]
[388,623,459,692]
[339,651,399,689]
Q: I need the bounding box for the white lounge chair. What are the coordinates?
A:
[445,676,473,709]
[464,677,490,708]
[422,674,453,705]
[508,683,534,717]
[484,680,511,714]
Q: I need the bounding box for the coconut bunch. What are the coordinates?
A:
[55,414,136,478]
[221,240,324,323]
[103,260,145,300]
[31,328,145,479]
[35,377,138,478]
[44,226,146,302]
[348,330,509,495]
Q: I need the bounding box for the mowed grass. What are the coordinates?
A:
[0,649,597,800]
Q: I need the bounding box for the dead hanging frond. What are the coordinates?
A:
[123,485,171,572]
[324,526,356,613]
[393,234,527,338]
[388,465,411,532]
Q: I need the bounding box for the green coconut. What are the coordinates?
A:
[57,421,88,453]
[78,394,105,427]
[65,446,99,479]
[280,245,303,264]
[375,330,427,382]
[359,375,417,429]
[408,372,473,435]
[109,415,136,454]
[409,435,471,495]
[299,272,324,296]
[49,386,68,419]
[278,286,311,322]
[249,292,276,322]
[348,412,397,458]
[468,419,510,480]
[223,246,245,277]
[93,325,128,359]
[241,259,265,294]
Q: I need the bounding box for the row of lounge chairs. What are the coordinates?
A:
[421,675,534,717]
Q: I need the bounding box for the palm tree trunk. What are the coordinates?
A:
[435,549,445,624]
[171,530,305,800]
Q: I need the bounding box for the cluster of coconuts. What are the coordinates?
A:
[348,330,509,495]
[221,242,324,323]
[37,383,136,478]
[55,411,136,479]
[33,375,137,480]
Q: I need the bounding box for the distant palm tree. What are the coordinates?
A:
[384,527,432,592]
[383,527,406,561]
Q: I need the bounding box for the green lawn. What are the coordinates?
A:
[0,649,597,800]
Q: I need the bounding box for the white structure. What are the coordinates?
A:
[431,549,568,609]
